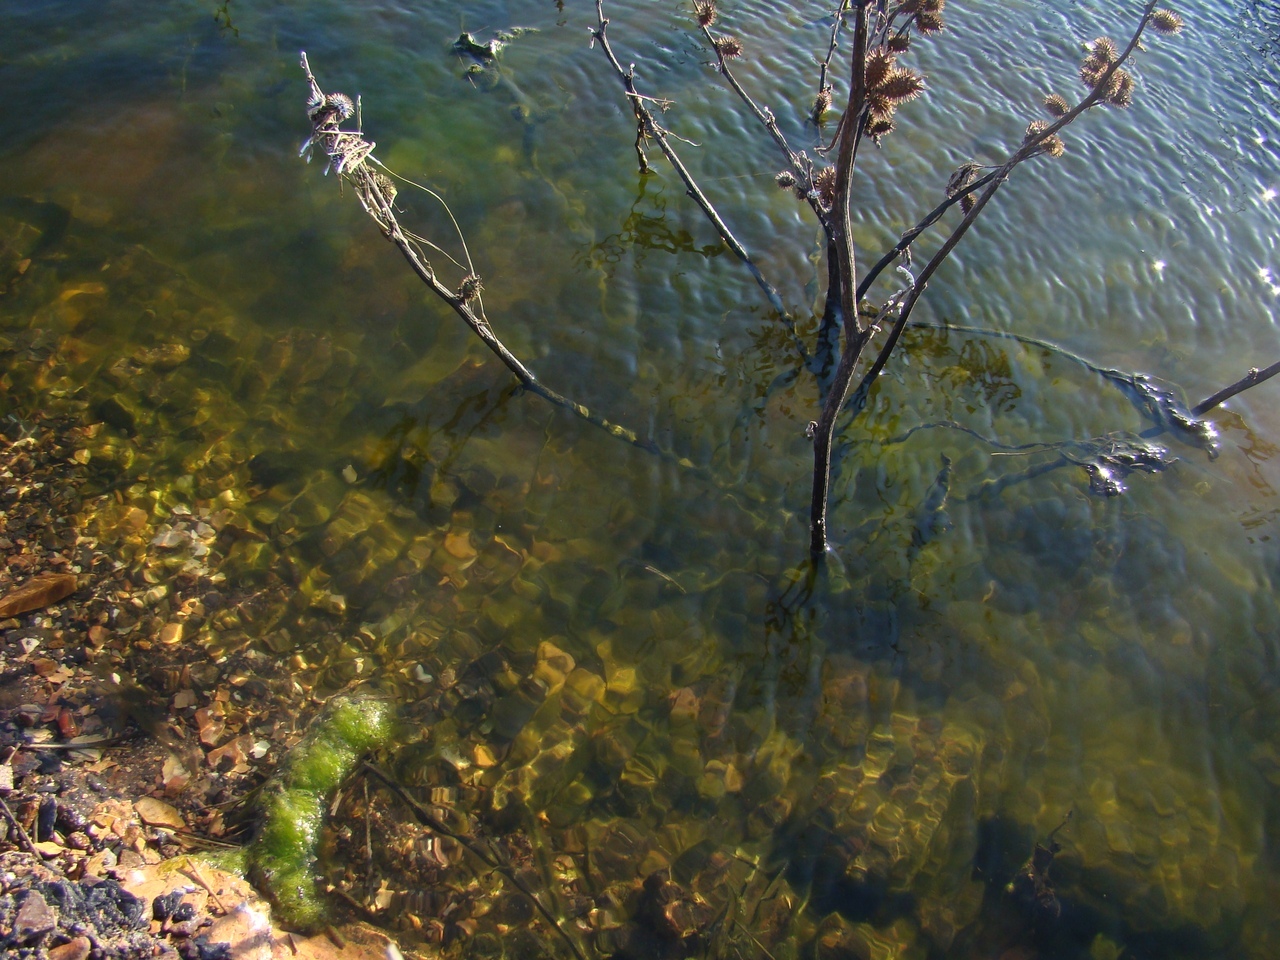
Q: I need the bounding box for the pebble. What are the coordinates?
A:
[49,936,92,960]
[14,889,56,944]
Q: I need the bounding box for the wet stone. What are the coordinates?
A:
[14,889,56,944]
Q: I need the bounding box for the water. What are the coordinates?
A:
[3,0,1280,956]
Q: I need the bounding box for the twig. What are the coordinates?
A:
[852,1,1161,405]
[816,2,853,102]
[0,794,42,859]
[360,763,588,960]
[1192,359,1280,416]
[591,1,804,352]
[183,857,228,915]
[299,53,657,458]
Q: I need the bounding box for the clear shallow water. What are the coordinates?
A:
[3,0,1280,957]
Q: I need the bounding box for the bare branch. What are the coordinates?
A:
[1192,360,1280,416]
[592,1,803,348]
[299,53,655,455]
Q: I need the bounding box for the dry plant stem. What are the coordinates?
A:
[809,0,872,561]
[361,763,588,960]
[592,1,797,335]
[809,1,1160,558]
[0,794,42,860]
[299,55,652,457]
[854,1,1157,401]
[1192,359,1280,416]
[817,1,854,102]
[857,170,999,299]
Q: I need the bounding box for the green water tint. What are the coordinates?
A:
[4,0,1280,957]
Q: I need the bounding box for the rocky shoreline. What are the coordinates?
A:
[0,411,400,959]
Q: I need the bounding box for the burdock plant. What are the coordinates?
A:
[588,0,1225,561]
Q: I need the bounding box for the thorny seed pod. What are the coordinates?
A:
[1079,37,1118,88]
[1024,120,1065,157]
[945,162,979,199]
[915,11,944,34]
[1150,8,1184,34]
[880,68,925,103]
[866,114,896,140]
[812,86,833,120]
[714,35,744,59]
[693,0,717,28]
[865,47,896,90]
[775,170,797,189]
[813,166,837,209]
[1043,93,1070,117]
[372,172,397,203]
[326,93,355,121]
[867,92,896,121]
[887,34,911,53]
[960,193,975,213]
[1104,69,1134,107]
[458,274,484,302]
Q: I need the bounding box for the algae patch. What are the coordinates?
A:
[248,695,394,931]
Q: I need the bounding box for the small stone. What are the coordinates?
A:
[49,936,91,960]
[444,531,477,561]
[0,572,79,618]
[342,464,358,483]
[122,507,148,531]
[473,744,498,768]
[151,528,186,549]
[14,889,56,944]
[87,625,110,646]
[159,623,183,644]
[135,797,186,830]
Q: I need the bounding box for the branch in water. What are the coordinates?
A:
[298,52,655,455]
[1192,359,1280,417]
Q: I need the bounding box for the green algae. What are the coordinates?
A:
[248,695,395,931]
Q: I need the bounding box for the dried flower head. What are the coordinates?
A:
[458,274,484,302]
[1150,8,1183,34]
[915,11,944,34]
[1043,93,1071,117]
[1104,68,1134,107]
[1024,120,1065,157]
[866,114,896,140]
[946,161,979,198]
[880,68,925,104]
[775,170,797,189]
[867,92,896,121]
[865,47,896,91]
[960,193,975,214]
[714,35,744,59]
[814,166,837,209]
[1089,36,1119,62]
[309,92,355,126]
[693,0,717,28]
[812,86,833,120]
[887,34,911,54]
[326,93,355,121]
[372,172,398,203]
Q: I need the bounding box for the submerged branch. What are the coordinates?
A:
[592,1,807,358]
[362,763,589,960]
[298,53,656,456]
[1192,359,1280,416]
